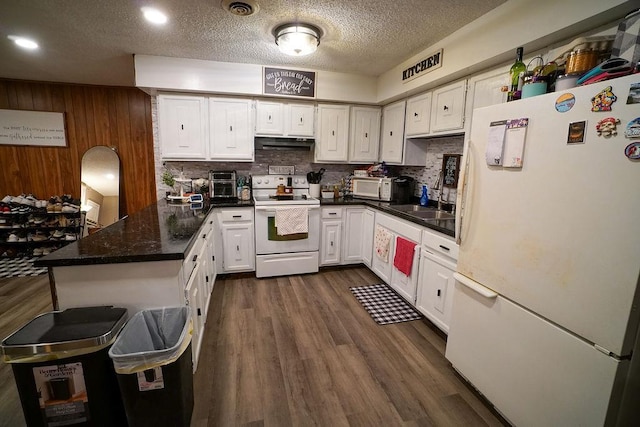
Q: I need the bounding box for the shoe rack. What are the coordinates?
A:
[0,200,84,258]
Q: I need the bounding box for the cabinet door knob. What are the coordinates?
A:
[332,130,335,136]
[192,254,198,262]
[300,117,303,123]
[181,124,184,130]
[437,289,441,297]
[365,132,368,138]
[439,244,450,251]
[330,241,334,247]
[414,112,418,117]
[236,245,240,251]
[443,105,449,111]
[230,125,233,131]
[390,131,393,136]
[268,114,271,120]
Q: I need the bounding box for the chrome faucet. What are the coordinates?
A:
[435,171,445,210]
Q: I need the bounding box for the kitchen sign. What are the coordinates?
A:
[263,67,316,98]
[402,49,443,84]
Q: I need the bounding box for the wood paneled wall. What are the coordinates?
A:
[0,79,156,216]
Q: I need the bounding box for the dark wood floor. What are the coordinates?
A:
[0,267,506,427]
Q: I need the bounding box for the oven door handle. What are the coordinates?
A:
[255,206,320,211]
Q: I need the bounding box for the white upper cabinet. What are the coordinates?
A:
[405,92,432,137]
[430,80,467,134]
[209,98,254,161]
[158,94,208,160]
[285,103,315,137]
[315,104,350,163]
[255,100,284,135]
[464,65,510,134]
[255,101,315,137]
[379,100,406,164]
[349,106,381,163]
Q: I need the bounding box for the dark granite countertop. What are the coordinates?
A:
[36,195,452,268]
[320,197,456,237]
[36,198,255,267]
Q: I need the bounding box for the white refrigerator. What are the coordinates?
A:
[446,73,640,426]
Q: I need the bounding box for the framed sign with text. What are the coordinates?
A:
[263,67,316,98]
[0,109,68,147]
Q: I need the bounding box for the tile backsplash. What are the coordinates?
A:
[153,96,463,202]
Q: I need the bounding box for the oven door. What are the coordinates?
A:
[255,205,320,255]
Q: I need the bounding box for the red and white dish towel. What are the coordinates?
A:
[374,224,392,262]
[275,207,308,235]
[394,236,417,276]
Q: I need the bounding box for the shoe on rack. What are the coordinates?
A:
[31,231,48,242]
[51,229,64,239]
[32,216,46,225]
[33,247,44,256]
[1,195,12,204]
[17,233,27,242]
[45,218,59,227]
[64,233,77,241]
[62,205,79,213]
[7,233,18,242]
[23,195,37,206]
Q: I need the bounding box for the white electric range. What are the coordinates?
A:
[252,174,320,278]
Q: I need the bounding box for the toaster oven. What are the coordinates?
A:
[209,170,237,200]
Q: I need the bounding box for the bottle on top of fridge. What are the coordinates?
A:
[508,47,526,102]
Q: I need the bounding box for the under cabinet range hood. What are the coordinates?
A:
[255,137,314,151]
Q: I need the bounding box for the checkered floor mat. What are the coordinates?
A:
[0,257,48,278]
[350,283,422,325]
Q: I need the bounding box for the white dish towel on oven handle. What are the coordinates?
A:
[275,207,309,235]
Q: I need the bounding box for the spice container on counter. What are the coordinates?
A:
[241,186,250,201]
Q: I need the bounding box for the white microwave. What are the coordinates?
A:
[351,177,394,201]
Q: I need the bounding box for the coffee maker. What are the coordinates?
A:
[392,176,415,203]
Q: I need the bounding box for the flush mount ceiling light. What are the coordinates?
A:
[274,23,321,56]
[8,35,39,50]
[141,7,168,25]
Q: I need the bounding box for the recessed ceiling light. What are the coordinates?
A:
[8,35,39,50]
[141,7,168,25]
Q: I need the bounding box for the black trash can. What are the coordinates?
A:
[1,306,128,427]
[108,307,193,427]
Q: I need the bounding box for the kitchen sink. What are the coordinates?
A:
[390,205,455,220]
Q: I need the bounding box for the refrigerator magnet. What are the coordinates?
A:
[567,121,587,144]
[591,86,617,112]
[626,82,640,104]
[555,93,575,112]
[624,142,640,159]
[624,118,640,139]
[596,117,620,137]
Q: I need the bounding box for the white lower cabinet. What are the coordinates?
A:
[361,208,375,267]
[415,229,458,334]
[216,208,255,273]
[342,207,366,264]
[320,207,343,266]
[371,212,421,302]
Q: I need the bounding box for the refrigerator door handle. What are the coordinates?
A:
[454,272,498,299]
[456,140,472,245]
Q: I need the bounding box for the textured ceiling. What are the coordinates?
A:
[0,0,506,87]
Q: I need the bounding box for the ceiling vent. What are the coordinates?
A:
[221,0,259,16]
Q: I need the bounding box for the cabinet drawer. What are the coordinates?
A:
[422,229,458,261]
[219,209,252,222]
[321,207,342,219]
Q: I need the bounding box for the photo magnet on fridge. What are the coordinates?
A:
[568,121,587,144]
